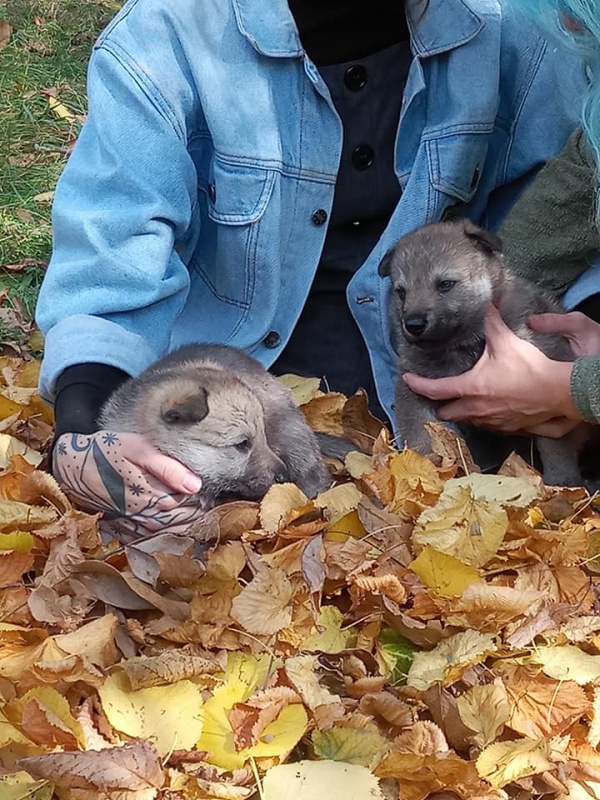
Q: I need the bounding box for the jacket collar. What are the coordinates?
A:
[231,0,485,59]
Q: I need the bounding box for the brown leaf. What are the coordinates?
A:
[0,20,11,50]
[359,692,414,730]
[18,740,165,792]
[456,681,510,748]
[284,654,345,730]
[118,649,221,690]
[189,500,260,543]
[342,389,385,453]
[425,421,480,474]
[230,686,300,750]
[393,720,449,755]
[301,392,347,436]
[499,663,590,738]
[259,483,311,533]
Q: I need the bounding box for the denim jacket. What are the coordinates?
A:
[36,0,584,421]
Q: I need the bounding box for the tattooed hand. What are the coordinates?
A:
[52,431,206,539]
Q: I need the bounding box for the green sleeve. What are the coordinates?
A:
[571,356,600,424]
[499,128,600,295]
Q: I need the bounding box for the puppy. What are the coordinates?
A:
[379,219,584,486]
[99,344,331,508]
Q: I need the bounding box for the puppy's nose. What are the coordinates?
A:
[403,314,428,337]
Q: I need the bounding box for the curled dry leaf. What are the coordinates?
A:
[392,720,449,755]
[353,573,407,604]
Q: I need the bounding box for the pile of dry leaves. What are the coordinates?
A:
[1,362,600,800]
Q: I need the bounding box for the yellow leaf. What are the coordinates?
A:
[406,629,497,691]
[278,374,322,406]
[412,484,508,568]
[409,546,481,597]
[451,474,539,507]
[263,760,384,800]
[325,509,366,539]
[345,451,373,479]
[197,652,306,770]
[47,95,75,120]
[312,724,390,768]
[98,671,204,756]
[8,686,84,749]
[0,530,34,552]
[260,483,310,533]
[0,772,53,800]
[531,644,600,685]
[388,450,444,495]
[315,483,362,524]
[476,736,569,788]
[303,606,352,653]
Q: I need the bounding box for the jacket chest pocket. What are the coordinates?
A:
[192,158,277,306]
[426,131,493,216]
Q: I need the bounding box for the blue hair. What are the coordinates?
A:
[514,0,600,220]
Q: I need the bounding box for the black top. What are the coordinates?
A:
[52,1,409,438]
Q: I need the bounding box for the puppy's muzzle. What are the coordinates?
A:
[403,314,428,341]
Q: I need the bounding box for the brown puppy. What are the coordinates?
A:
[99,344,331,508]
[379,219,584,486]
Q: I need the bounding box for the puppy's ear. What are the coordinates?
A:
[161,387,209,425]
[378,247,395,277]
[462,219,503,255]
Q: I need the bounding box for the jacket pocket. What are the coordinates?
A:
[191,158,277,307]
[426,131,492,203]
[207,157,276,225]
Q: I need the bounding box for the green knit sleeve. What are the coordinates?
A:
[571,355,600,424]
[499,128,600,295]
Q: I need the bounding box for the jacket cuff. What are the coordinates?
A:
[54,364,130,439]
[570,356,600,424]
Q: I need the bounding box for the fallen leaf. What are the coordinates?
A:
[531,644,600,685]
[98,671,204,756]
[230,566,293,635]
[456,681,510,748]
[406,630,497,691]
[18,740,165,793]
[476,736,569,788]
[409,546,481,597]
[278,374,322,406]
[0,20,11,50]
[263,760,384,800]
[260,483,310,533]
[412,484,508,568]
[312,724,390,768]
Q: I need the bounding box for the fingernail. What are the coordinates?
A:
[182,474,203,493]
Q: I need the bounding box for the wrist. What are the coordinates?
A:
[553,361,581,421]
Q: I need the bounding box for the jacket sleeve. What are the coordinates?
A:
[499,128,600,294]
[571,356,600,424]
[35,43,198,403]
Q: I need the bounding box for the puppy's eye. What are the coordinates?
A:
[234,439,252,453]
[395,287,406,301]
[437,280,456,293]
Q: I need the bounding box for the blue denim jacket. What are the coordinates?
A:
[36,0,584,421]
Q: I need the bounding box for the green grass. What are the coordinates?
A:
[0,0,118,324]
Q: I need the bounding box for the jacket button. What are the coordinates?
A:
[352,144,374,170]
[263,331,281,348]
[344,64,367,91]
[312,209,328,226]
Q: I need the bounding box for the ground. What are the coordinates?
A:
[0,0,116,339]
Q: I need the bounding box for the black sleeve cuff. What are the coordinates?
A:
[53,363,130,440]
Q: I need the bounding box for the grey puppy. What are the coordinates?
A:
[379,219,583,486]
[99,344,331,508]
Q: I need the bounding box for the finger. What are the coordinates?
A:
[528,312,580,336]
[130,438,203,494]
[481,303,514,353]
[402,372,465,401]
[436,399,479,423]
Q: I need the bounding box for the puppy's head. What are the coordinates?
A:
[135,368,287,505]
[379,220,505,349]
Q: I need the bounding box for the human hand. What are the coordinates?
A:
[402,304,581,434]
[529,311,600,357]
[52,431,206,538]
